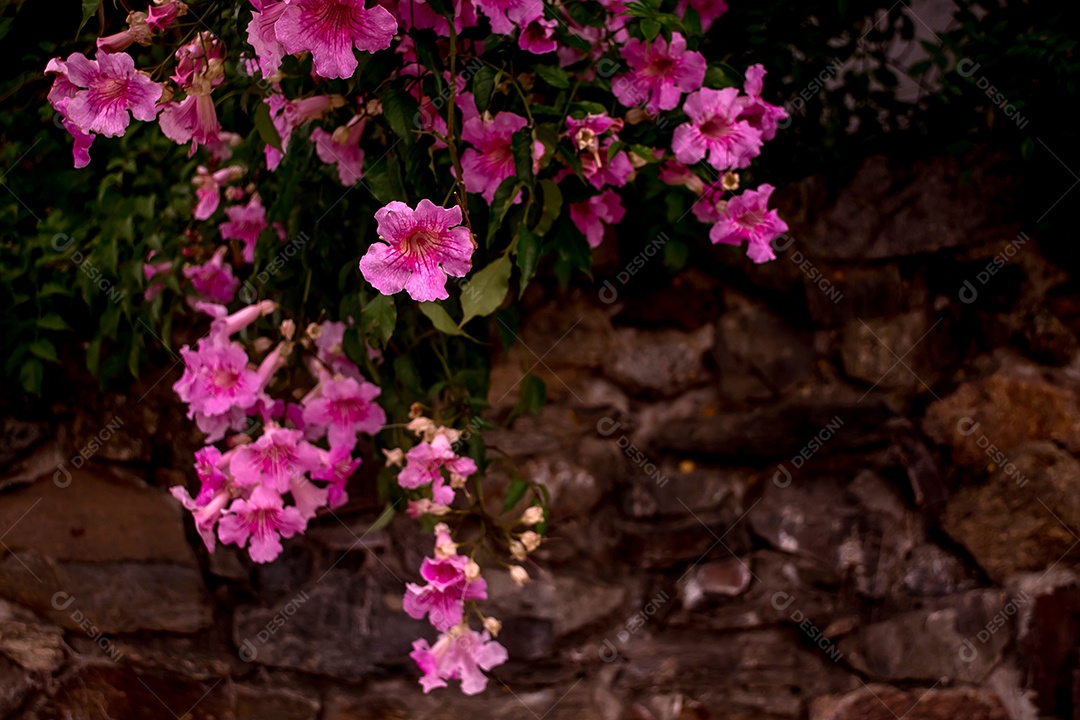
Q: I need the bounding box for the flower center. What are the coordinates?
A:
[401,229,437,257]
[574,128,598,154]
[699,115,731,140]
[211,367,240,389]
[94,76,131,101]
[645,57,675,78]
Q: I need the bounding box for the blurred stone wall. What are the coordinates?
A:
[2,148,1079,719]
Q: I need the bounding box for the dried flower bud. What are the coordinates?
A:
[684,174,704,195]
[252,337,273,353]
[407,416,436,438]
[519,506,544,526]
[438,427,462,445]
[280,319,295,340]
[509,565,530,586]
[521,531,541,553]
[483,617,502,636]
[722,171,740,191]
[408,403,426,419]
[382,448,405,467]
[449,472,467,489]
[509,541,527,561]
[305,322,321,340]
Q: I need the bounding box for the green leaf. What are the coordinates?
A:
[361,294,397,347]
[254,101,282,150]
[19,358,43,395]
[382,88,420,148]
[511,128,535,187]
[472,65,498,115]
[705,65,737,89]
[420,302,472,338]
[515,225,542,297]
[502,474,529,512]
[368,502,397,532]
[507,374,546,423]
[77,0,101,35]
[29,338,59,363]
[640,18,661,41]
[36,313,72,331]
[534,64,571,89]
[461,254,512,324]
[487,177,524,240]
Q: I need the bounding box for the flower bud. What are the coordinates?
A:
[521,531,541,553]
[519,506,544,526]
[465,560,481,581]
[383,448,405,467]
[509,565,530,586]
[509,541,527,561]
[483,617,502,636]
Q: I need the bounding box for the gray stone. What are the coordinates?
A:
[605,325,715,397]
[809,684,1008,720]
[796,151,1020,261]
[837,590,1010,683]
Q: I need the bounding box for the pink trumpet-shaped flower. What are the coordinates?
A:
[302,375,386,450]
[311,119,366,186]
[53,51,162,138]
[192,165,245,220]
[397,432,476,505]
[672,87,762,171]
[220,194,268,264]
[174,336,261,419]
[275,0,398,80]
[359,199,474,302]
[403,527,488,631]
[171,484,230,552]
[612,33,705,114]
[230,425,322,493]
[737,64,788,141]
[218,485,308,563]
[410,628,508,695]
[184,246,240,303]
[159,94,223,155]
[247,0,288,78]
[518,5,558,54]
[570,190,626,248]
[709,184,787,263]
[460,111,543,204]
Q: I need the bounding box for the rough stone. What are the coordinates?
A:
[605,325,715,397]
[923,361,1080,466]
[839,311,941,391]
[679,558,753,610]
[796,151,1020,261]
[0,418,48,470]
[0,470,211,633]
[485,569,627,640]
[749,472,921,599]
[621,463,744,519]
[232,568,418,679]
[940,442,1080,582]
[809,684,1008,720]
[805,263,908,326]
[837,590,1010,683]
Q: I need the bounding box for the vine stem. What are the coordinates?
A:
[445,28,476,249]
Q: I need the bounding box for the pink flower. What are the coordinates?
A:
[275,0,398,80]
[302,375,386,450]
[311,119,366,186]
[263,93,343,170]
[709,184,787,263]
[97,12,152,53]
[397,432,476,505]
[62,117,96,169]
[184,246,241,303]
[171,484,230,552]
[246,0,288,78]
[565,113,633,189]
[675,0,727,32]
[612,33,705,114]
[359,199,474,302]
[174,336,261,420]
[410,628,508,695]
[220,194,268,264]
[218,485,308,563]
[147,0,188,32]
[159,94,223,155]
[230,426,322,492]
[737,64,788,141]
[52,51,162,138]
[312,445,362,508]
[403,528,487,631]
[518,6,557,54]
[690,179,728,224]
[192,165,245,220]
[461,111,542,204]
[473,0,534,34]
[672,87,762,171]
[570,190,625,248]
[193,446,229,505]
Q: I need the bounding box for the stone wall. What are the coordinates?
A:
[2,148,1079,719]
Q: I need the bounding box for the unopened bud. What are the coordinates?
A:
[465,560,481,581]
[483,617,502,636]
[509,541,527,561]
[509,565,530,586]
[520,506,544,526]
[382,448,405,467]
[521,531,541,553]
[280,319,295,340]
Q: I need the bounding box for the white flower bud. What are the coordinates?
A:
[521,531,541,553]
[509,565,529,586]
[483,617,502,636]
[519,506,544,526]
[509,541,527,561]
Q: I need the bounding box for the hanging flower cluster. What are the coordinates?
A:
[170,306,385,563]
[50,0,789,696]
